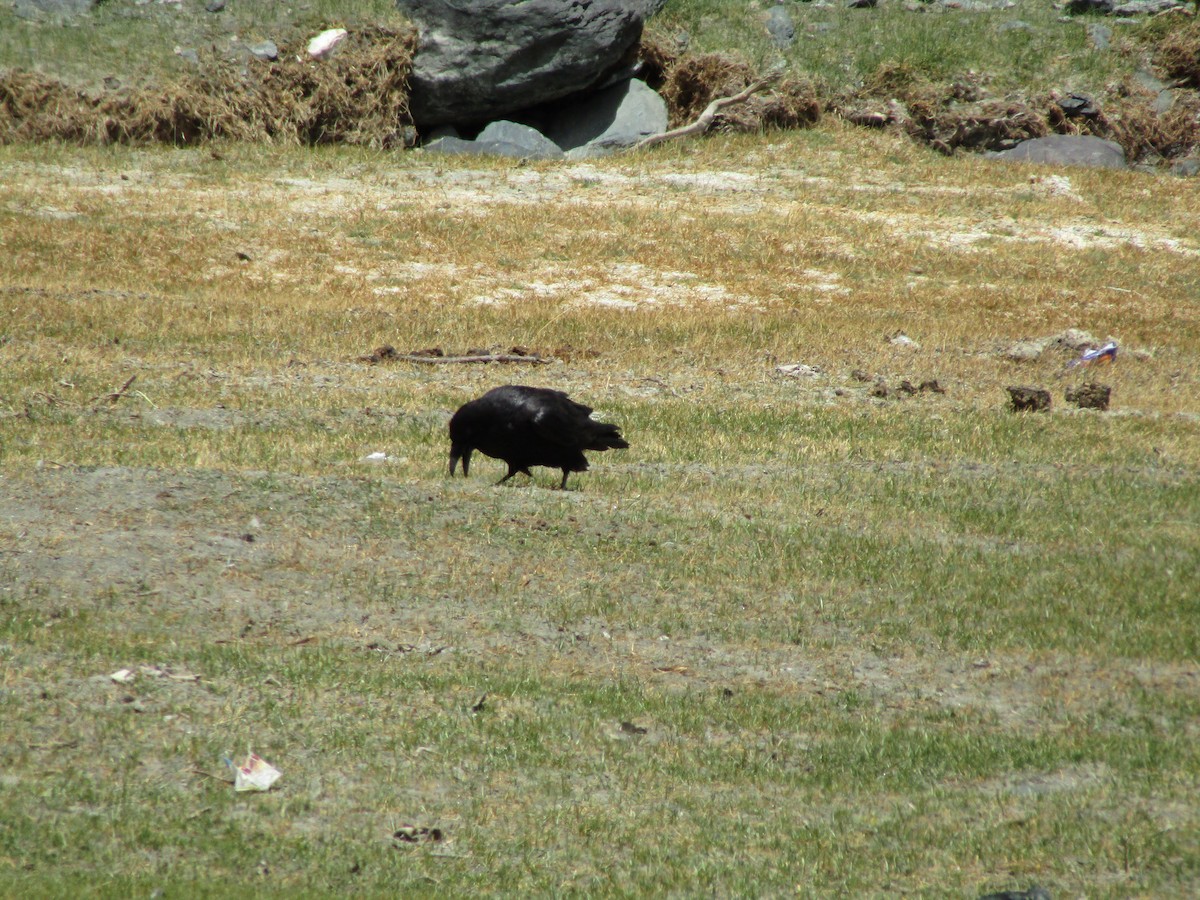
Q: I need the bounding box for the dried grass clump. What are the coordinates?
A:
[840,65,1052,154]
[1097,80,1200,162]
[0,25,417,147]
[1152,19,1200,88]
[640,42,820,133]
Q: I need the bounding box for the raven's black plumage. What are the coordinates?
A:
[448,385,628,489]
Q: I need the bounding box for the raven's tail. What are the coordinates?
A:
[587,422,629,451]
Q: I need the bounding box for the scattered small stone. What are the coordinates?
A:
[1057,94,1098,119]
[919,379,946,394]
[1171,158,1200,178]
[247,41,279,62]
[776,363,822,378]
[766,5,796,48]
[900,379,918,395]
[1065,382,1111,410]
[1086,23,1112,50]
[888,333,920,350]
[869,381,890,399]
[978,886,1051,900]
[1007,386,1051,412]
[619,721,648,735]
[850,369,874,383]
[205,0,225,12]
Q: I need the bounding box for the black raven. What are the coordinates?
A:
[448,385,628,489]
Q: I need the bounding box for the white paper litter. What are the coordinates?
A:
[307,28,348,59]
[233,753,282,792]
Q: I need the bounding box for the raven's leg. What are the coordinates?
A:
[559,469,570,490]
[495,469,515,486]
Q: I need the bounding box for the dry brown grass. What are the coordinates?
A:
[0,25,416,147]
[2,125,1198,423]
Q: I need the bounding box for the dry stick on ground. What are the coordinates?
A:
[90,374,137,409]
[398,353,553,365]
[631,72,783,151]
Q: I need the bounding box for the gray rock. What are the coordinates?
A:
[548,78,668,158]
[248,41,280,62]
[1171,158,1200,178]
[1066,0,1183,11]
[1111,0,1182,13]
[475,121,565,158]
[1003,339,1050,362]
[205,0,226,11]
[767,6,796,49]
[398,0,645,128]
[1086,23,1112,50]
[991,135,1126,170]
[422,134,562,161]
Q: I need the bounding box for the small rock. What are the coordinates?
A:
[1007,386,1051,412]
[776,363,823,378]
[1054,328,1099,351]
[766,5,796,48]
[1171,158,1200,178]
[1086,23,1112,50]
[978,886,1052,900]
[888,333,920,350]
[205,0,225,12]
[1065,382,1111,410]
[247,41,279,62]
[1057,94,1097,119]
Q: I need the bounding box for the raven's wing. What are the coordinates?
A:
[523,391,595,448]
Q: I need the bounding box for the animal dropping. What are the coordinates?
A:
[448,385,628,489]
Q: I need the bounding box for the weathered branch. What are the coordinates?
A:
[90,374,137,408]
[398,353,553,365]
[632,73,783,151]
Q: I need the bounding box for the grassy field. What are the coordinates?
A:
[2,114,1200,898]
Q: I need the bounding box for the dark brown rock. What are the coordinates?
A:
[1065,382,1111,410]
[1007,386,1051,412]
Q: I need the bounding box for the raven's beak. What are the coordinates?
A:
[449,444,472,477]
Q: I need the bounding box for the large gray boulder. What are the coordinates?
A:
[991,135,1127,170]
[546,78,668,158]
[397,0,645,128]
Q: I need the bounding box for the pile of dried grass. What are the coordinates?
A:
[837,58,1200,163]
[641,42,820,132]
[0,25,417,147]
[1152,18,1200,88]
